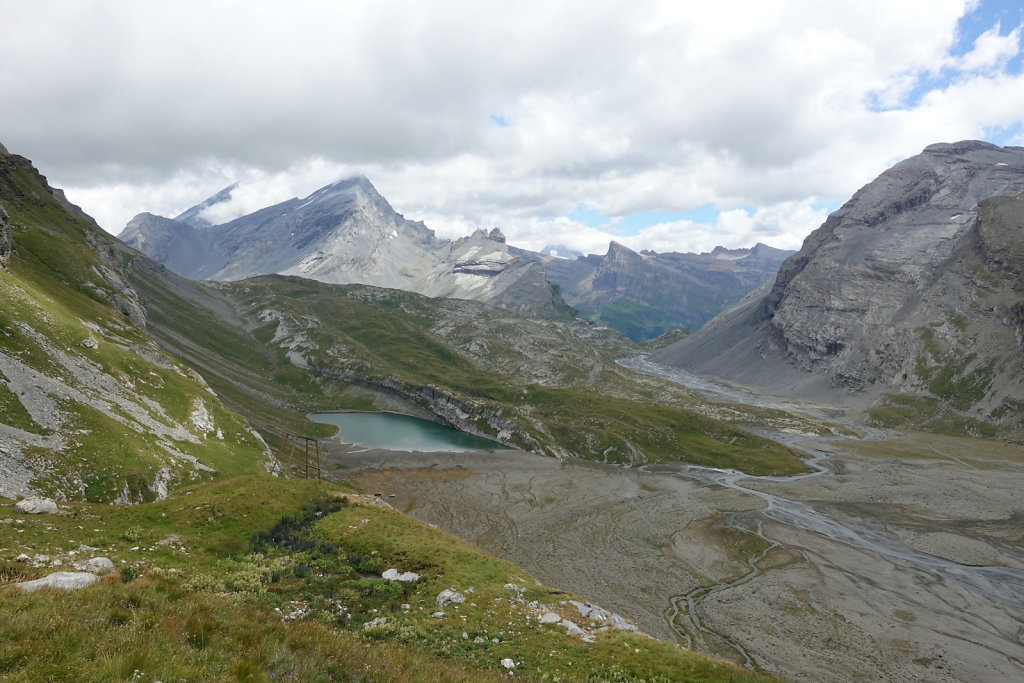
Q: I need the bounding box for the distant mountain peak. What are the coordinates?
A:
[174,182,239,228]
[540,244,583,259]
[606,241,640,261]
[122,176,566,318]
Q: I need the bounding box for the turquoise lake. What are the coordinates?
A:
[309,412,508,452]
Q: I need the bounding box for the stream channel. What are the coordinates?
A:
[619,355,1024,612]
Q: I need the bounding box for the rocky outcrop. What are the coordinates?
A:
[122,177,568,318]
[14,496,58,514]
[654,141,1024,433]
[420,228,569,318]
[14,571,98,592]
[0,203,11,270]
[515,240,794,340]
[120,213,206,277]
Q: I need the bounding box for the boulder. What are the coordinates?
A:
[15,571,99,592]
[362,617,387,629]
[14,497,58,514]
[560,619,586,637]
[436,588,466,607]
[382,568,420,582]
[610,614,638,632]
[539,612,562,624]
[570,600,611,622]
[79,557,115,575]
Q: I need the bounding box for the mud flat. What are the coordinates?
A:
[325,432,1024,681]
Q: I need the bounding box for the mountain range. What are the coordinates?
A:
[122,178,791,339]
[121,177,568,319]
[515,241,794,340]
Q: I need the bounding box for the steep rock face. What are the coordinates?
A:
[123,178,567,318]
[120,213,206,279]
[0,204,11,269]
[420,228,566,318]
[654,141,1024,433]
[517,240,793,340]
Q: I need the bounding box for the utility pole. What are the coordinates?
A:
[285,433,322,480]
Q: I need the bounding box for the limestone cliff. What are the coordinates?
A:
[654,141,1024,436]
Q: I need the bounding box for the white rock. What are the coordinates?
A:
[13,553,30,562]
[362,617,387,629]
[80,557,115,575]
[500,658,516,669]
[560,619,586,637]
[15,497,58,514]
[15,571,99,592]
[437,588,466,607]
[610,614,638,632]
[189,399,215,433]
[539,612,562,624]
[430,611,445,618]
[382,568,420,582]
[571,600,611,622]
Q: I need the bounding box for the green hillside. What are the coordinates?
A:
[0,150,275,503]
[0,146,785,681]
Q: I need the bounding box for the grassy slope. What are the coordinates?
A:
[0,148,791,681]
[217,277,812,475]
[0,152,271,501]
[0,480,771,682]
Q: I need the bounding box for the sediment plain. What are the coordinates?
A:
[324,370,1024,682]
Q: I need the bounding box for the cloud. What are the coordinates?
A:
[1,0,1021,252]
[957,24,1021,72]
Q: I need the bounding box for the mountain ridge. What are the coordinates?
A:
[654,140,1024,437]
[514,239,794,340]
[122,177,569,319]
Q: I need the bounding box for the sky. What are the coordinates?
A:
[2,0,1023,256]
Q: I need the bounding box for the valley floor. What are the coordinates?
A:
[324,399,1024,681]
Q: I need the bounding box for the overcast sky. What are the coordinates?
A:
[3,0,1023,255]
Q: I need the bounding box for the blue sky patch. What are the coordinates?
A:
[563,203,724,234]
[489,114,510,127]
[867,1,1023,112]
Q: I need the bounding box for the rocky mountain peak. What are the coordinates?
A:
[174,182,238,228]
[605,241,640,262]
[123,176,566,318]
[654,140,1024,435]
